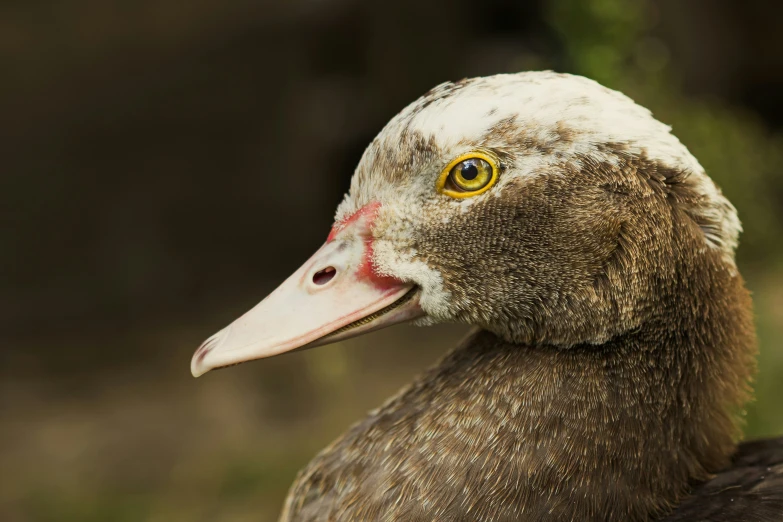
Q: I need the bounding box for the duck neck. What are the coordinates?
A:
[421,260,755,521]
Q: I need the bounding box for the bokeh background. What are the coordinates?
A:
[2,0,783,520]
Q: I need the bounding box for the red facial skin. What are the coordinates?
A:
[326,201,400,291]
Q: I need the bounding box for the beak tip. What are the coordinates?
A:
[190,355,209,378]
[191,334,220,378]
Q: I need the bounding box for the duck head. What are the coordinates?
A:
[191,71,741,377]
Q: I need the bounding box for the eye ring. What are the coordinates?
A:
[436,151,499,199]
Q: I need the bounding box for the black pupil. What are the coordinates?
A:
[461,162,479,180]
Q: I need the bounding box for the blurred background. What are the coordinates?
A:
[2,0,783,520]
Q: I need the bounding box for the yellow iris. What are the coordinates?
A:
[436,151,499,198]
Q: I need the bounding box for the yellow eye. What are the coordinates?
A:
[436,152,499,198]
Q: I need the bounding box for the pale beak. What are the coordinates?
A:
[191,205,422,377]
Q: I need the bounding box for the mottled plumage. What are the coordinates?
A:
[199,72,783,521]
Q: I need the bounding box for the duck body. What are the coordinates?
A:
[282,333,783,521]
[193,72,783,520]
[281,238,775,521]
[661,438,783,521]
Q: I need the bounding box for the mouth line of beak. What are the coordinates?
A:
[210,287,420,372]
[324,286,419,338]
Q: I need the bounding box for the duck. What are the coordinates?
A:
[191,72,783,521]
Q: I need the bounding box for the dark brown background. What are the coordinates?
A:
[2,0,783,520]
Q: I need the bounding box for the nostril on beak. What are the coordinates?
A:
[313,266,336,286]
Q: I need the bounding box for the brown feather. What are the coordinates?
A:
[263,73,783,521]
[278,143,777,521]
